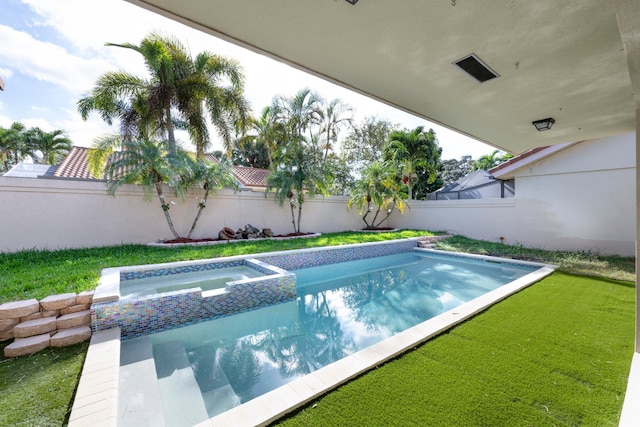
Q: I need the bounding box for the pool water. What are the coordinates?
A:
[119,251,537,425]
[119,265,264,299]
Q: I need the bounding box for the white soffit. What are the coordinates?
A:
[128,0,637,154]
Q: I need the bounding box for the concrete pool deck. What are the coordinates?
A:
[69,245,555,426]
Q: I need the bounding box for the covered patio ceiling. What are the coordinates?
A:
[127,0,639,155]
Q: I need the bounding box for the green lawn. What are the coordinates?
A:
[0,230,433,301]
[0,231,635,426]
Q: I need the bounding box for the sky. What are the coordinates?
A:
[0,0,495,161]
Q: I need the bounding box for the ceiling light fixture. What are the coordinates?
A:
[532,118,555,131]
[345,0,359,4]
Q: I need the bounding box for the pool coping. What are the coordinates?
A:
[71,243,555,427]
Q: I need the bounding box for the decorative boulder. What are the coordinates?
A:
[262,228,274,238]
[245,224,260,234]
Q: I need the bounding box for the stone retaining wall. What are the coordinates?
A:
[0,291,94,358]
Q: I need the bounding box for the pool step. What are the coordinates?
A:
[119,337,165,427]
[154,340,209,427]
[188,345,241,417]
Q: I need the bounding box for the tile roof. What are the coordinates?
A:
[233,166,270,188]
[53,146,98,179]
[51,146,270,188]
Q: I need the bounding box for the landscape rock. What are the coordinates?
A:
[4,334,51,358]
[0,328,14,341]
[0,318,19,331]
[14,316,58,338]
[50,326,92,347]
[41,310,59,318]
[262,228,274,238]
[0,299,40,319]
[245,224,260,234]
[57,310,91,329]
[77,291,94,305]
[20,312,43,322]
[60,304,90,316]
[40,293,77,311]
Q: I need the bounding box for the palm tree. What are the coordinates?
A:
[384,126,441,200]
[78,32,250,156]
[272,88,323,141]
[88,136,190,240]
[320,98,353,159]
[472,149,514,171]
[182,156,237,238]
[176,49,251,157]
[25,128,72,165]
[242,106,286,168]
[266,135,330,234]
[0,122,32,172]
[348,161,406,229]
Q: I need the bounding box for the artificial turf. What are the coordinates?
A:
[272,273,635,426]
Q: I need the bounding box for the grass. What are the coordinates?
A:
[0,342,88,427]
[272,272,635,426]
[0,229,433,302]
[437,235,636,283]
[0,231,635,426]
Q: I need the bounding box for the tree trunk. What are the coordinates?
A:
[186,184,209,239]
[373,208,394,229]
[289,198,297,234]
[165,105,176,155]
[296,201,303,233]
[155,182,181,239]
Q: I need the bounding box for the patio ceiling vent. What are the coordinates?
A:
[453,54,499,83]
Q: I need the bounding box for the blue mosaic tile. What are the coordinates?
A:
[94,239,419,340]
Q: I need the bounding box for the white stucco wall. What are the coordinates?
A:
[0,133,635,255]
[0,177,365,252]
[395,132,636,255]
[510,133,635,255]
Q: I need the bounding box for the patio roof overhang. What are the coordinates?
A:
[127,0,640,155]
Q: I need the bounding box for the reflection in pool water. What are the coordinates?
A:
[123,251,536,425]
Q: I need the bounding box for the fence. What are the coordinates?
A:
[0,172,635,255]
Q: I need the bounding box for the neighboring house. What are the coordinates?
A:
[3,163,57,178]
[232,166,270,191]
[47,146,268,190]
[426,169,514,200]
[427,146,555,201]
[402,132,636,256]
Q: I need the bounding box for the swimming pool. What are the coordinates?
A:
[116,250,547,426]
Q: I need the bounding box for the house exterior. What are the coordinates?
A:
[398,132,636,256]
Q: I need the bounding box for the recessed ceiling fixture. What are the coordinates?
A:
[453,54,499,83]
[345,0,359,4]
[532,118,555,131]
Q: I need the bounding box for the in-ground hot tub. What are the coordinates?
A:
[119,264,267,299]
[91,257,296,339]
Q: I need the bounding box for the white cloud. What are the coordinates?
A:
[0,24,115,94]
[31,105,49,113]
[0,67,14,79]
[8,0,493,159]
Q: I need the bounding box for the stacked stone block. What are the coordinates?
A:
[1,291,94,358]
